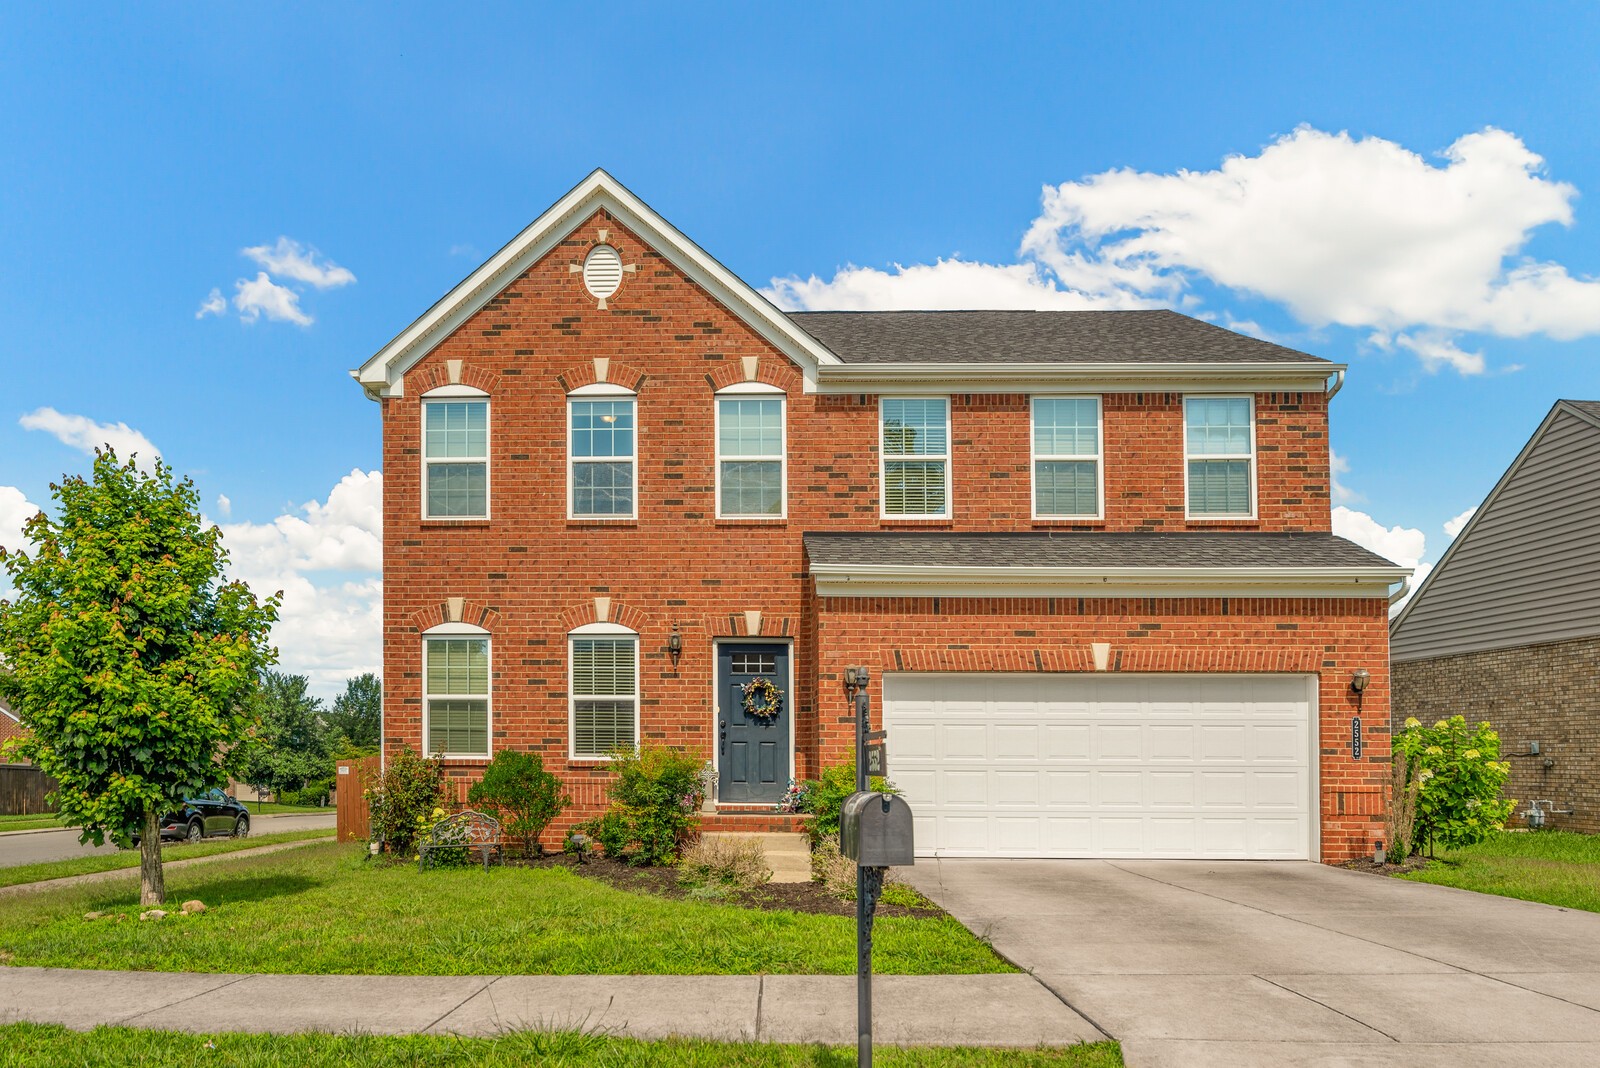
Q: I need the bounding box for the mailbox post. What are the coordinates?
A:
[841,666,914,1068]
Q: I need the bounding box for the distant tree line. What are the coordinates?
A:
[236,671,381,806]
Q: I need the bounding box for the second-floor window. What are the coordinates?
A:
[716,389,786,517]
[881,397,950,518]
[1032,397,1102,518]
[1184,395,1255,518]
[569,388,636,518]
[423,398,488,518]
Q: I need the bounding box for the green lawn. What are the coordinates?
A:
[244,801,334,815]
[0,1024,1121,1067]
[0,841,1012,976]
[0,812,65,833]
[1399,831,1600,912]
[0,802,329,833]
[0,829,335,890]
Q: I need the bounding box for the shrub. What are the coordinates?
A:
[677,836,772,891]
[1386,747,1421,861]
[466,750,571,856]
[810,835,857,897]
[803,759,897,844]
[366,748,445,855]
[1393,715,1516,857]
[580,746,704,866]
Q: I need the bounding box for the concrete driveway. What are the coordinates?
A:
[903,859,1600,1067]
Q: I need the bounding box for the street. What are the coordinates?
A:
[0,812,337,867]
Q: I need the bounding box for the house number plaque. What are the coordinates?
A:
[1350,716,1362,760]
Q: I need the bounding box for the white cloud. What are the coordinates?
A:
[766,258,1157,312]
[242,237,357,289]
[0,486,41,598]
[1389,332,1487,375]
[234,272,312,326]
[1332,505,1430,615]
[20,408,162,466]
[214,469,382,699]
[216,494,232,518]
[1444,506,1478,538]
[1329,450,1361,504]
[195,287,226,319]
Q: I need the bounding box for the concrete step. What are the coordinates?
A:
[700,831,813,884]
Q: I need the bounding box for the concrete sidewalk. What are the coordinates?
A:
[0,966,1105,1047]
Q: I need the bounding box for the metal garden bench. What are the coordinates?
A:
[417,809,502,872]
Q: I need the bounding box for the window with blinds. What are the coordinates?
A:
[717,395,785,517]
[881,397,950,517]
[423,400,488,518]
[1184,396,1255,517]
[1032,397,1102,518]
[570,397,636,517]
[424,637,489,756]
[570,636,638,758]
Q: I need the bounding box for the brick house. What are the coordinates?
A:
[354,170,1407,863]
[1391,399,1600,835]
[0,698,25,762]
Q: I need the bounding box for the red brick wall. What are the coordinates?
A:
[377,207,1368,855]
[810,595,1394,863]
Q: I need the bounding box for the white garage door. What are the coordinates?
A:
[884,673,1314,860]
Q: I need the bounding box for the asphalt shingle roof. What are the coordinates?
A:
[1562,399,1600,421]
[785,310,1328,366]
[803,531,1400,570]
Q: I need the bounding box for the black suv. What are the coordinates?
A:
[130,789,251,845]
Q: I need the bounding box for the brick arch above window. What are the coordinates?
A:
[704,358,801,394]
[407,599,501,634]
[407,362,501,396]
[556,599,651,634]
[555,360,649,394]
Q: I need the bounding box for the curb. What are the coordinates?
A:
[0,825,67,838]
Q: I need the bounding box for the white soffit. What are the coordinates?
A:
[354,169,842,398]
[810,563,1410,600]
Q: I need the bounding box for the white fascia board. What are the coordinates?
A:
[814,361,1344,395]
[810,562,1411,600]
[355,169,841,397]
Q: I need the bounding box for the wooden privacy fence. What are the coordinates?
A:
[335,754,380,842]
[0,764,58,815]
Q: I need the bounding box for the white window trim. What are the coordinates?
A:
[879,395,953,520]
[421,397,490,521]
[1030,395,1104,521]
[420,384,490,399]
[568,626,642,760]
[714,389,787,520]
[567,389,639,520]
[1182,394,1258,521]
[422,635,492,761]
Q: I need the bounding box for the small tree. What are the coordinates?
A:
[467,749,570,856]
[237,670,330,803]
[326,672,382,749]
[1394,715,1516,858]
[367,746,444,855]
[0,451,278,905]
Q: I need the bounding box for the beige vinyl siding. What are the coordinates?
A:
[1391,404,1600,662]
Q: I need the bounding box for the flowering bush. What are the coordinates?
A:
[1393,715,1516,857]
[579,745,704,866]
[774,779,812,814]
[366,747,444,855]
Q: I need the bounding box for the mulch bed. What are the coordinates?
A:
[1338,854,1431,876]
[504,852,947,920]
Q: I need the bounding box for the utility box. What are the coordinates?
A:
[840,791,915,867]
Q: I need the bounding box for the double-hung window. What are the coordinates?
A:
[423,394,488,518]
[716,387,786,517]
[424,632,490,758]
[569,626,639,759]
[1184,396,1256,518]
[881,397,951,518]
[1032,397,1102,519]
[568,386,637,518]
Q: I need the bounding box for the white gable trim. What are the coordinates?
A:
[354,169,842,398]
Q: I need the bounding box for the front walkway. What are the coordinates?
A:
[0,967,1103,1047]
[903,858,1600,1067]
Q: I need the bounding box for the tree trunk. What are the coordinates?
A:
[140,807,166,906]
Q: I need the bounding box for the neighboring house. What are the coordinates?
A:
[354,170,1407,863]
[1391,399,1600,835]
[0,697,26,764]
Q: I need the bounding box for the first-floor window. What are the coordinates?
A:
[425,637,489,756]
[570,632,638,758]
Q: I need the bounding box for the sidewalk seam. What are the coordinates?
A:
[1254,974,1400,1042]
[420,976,499,1035]
[113,972,255,1026]
[754,974,765,1041]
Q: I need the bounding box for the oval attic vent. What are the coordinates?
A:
[582,244,624,300]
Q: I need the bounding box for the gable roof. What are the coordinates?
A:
[354,169,844,397]
[789,310,1328,366]
[1390,399,1600,661]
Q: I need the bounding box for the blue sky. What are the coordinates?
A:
[3,4,1598,694]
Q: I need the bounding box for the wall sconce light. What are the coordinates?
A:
[667,626,682,667]
[1350,668,1370,712]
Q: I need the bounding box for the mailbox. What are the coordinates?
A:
[840,791,914,867]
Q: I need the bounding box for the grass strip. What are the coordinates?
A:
[0,829,335,890]
[1398,831,1600,912]
[0,1023,1122,1067]
[0,841,1012,976]
[0,813,66,833]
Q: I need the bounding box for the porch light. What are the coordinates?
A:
[1349,669,1370,694]
[667,626,682,665]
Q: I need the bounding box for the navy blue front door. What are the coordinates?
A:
[717,643,790,804]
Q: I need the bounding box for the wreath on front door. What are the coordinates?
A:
[742,677,784,722]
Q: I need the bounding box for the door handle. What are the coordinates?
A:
[719,719,727,751]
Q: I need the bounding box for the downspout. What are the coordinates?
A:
[1388,577,1411,606]
[1325,369,1346,401]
